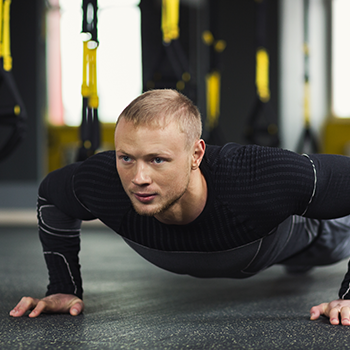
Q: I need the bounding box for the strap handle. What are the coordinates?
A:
[161,0,180,44]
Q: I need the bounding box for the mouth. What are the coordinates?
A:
[133,192,157,203]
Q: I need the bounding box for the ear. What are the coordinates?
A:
[191,139,206,170]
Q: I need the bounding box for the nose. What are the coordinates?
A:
[132,162,151,186]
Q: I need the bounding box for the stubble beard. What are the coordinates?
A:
[131,176,191,218]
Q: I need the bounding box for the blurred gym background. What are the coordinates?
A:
[0,0,348,219]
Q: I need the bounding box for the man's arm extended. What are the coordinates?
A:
[10,163,95,317]
[304,154,350,325]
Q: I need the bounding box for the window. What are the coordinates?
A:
[47,0,142,126]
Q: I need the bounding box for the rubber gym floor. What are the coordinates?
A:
[2,224,350,349]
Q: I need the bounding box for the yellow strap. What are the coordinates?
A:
[205,70,221,130]
[0,0,3,57]
[87,46,99,108]
[2,0,11,71]
[304,81,310,126]
[81,41,90,97]
[256,47,270,102]
[81,38,99,108]
[161,0,179,43]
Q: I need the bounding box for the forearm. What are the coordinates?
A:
[303,154,350,299]
[37,163,96,299]
[339,260,350,300]
[38,196,84,299]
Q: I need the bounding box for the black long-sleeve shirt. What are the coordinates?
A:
[37,143,350,299]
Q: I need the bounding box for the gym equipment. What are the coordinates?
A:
[245,0,279,147]
[202,0,226,145]
[296,0,319,154]
[0,0,27,162]
[146,0,193,97]
[76,0,100,161]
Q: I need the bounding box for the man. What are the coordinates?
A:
[9,89,350,325]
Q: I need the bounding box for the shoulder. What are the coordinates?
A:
[74,151,116,178]
[204,142,262,166]
[205,142,310,168]
[204,143,315,221]
[203,143,314,191]
[73,151,131,214]
[78,150,116,168]
[73,150,122,192]
[204,143,257,173]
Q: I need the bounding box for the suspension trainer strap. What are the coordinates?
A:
[245,0,279,148]
[203,0,226,136]
[297,0,318,153]
[76,0,100,162]
[303,0,310,127]
[0,0,27,162]
[161,0,191,89]
[161,0,179,44]
[255,0,270,103]
[146,0,192,93]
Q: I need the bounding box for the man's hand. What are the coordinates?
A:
[310,299,350,325]
[9,293,84,318]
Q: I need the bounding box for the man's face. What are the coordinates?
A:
[115,118,193,217]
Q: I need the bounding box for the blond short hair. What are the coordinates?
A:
[116,89,202,149]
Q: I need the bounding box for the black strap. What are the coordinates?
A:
[76,0,100,162]
[303,0,310,86]
[0,0,27,162]
[245,99,279,148]
[297,0,319,154]
[146,39,192,92]
[0,59,27,162]
[255,0,267,48]
[203,1,227,145]
[244,0,279,148]
[82,0,98,42]
[146,2,193,96]
[76,98,100,161]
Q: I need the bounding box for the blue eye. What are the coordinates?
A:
[153,157,164,164]
[122,156,131,162]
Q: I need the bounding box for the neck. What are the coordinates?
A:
[154,168,207,225]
